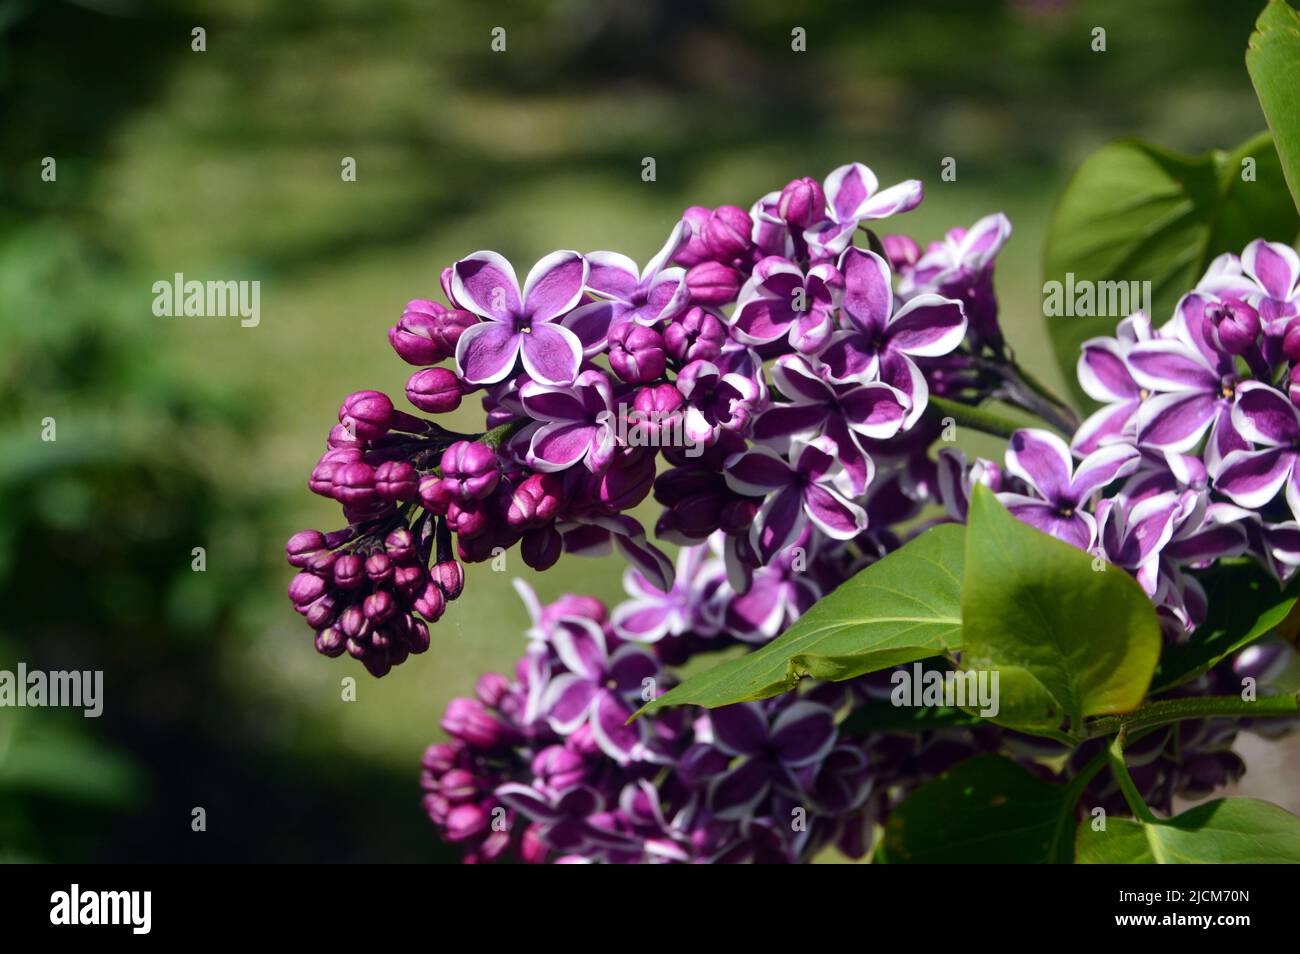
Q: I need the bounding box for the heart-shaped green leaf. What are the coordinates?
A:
[1042,133,1299,403]
[877,755,1077,864]
[1247,0,1300,213]
[960,485,1161,733]
[632,524,964,718]
[1076,797,1300,863]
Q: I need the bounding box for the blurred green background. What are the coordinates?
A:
[1,0,1293,862]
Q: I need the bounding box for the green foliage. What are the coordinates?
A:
[1076,798,1300,863]
[1247,0,1300,213]
[1042,133,1299,404]
[634,525,964,716]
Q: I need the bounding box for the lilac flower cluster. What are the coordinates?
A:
[938,240,1300,640]
[285,162,1297,862]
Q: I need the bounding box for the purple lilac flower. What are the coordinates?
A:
[818,247,967,425]
[730,256,842,352]
[998,428,1139,550]
[452,250,589,386]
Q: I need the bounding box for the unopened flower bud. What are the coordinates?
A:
[685,261,741,306]
[339,390,395,443]
[880,234,921,271]
[475,672,511,708]
[507,473,563,528]
[315,627,347,657]
[608,322,667,383]
[1205,298,1260,355]
[289,571,328,609]
[440,441,501,501]
[332,461,378,507]
[415,580,447,622]
[431,559,465,600]
[374,460,419,502]
[777,177,826,229]
[442,697,507,748]
[286,530,326,568]
[703,205,754,262]
[333,554,365,589]
[674,206,714,267]
[389,300,450,366]
[521,525,563,571]
[663,306,726,363]
[406,367,464,414]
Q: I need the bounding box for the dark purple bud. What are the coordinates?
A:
[685,261,741,307]
[333,554,365,589]
[305,594,338,629]
[777,176,826,229]
[406,367,464,414]
[286,530,326,568]
[332,461,378,507]
[446,499,489,538]
[345,636,368,659]
[608,322,667,383]
[363,589,396,624]
[339,390,395,443]
[431,560,465,600]
[674,206,714,267]
[1284,322,1300,363]
[507,473,563,529]
[443,803,489,842]
[442,697,507,749]
[663,306,726,363]
[881,234,921,271]
[440,441,501,501]
[475,672,511,707]
[339,606,367,639]
[704,205,753,262]
[308,447,362,497]
[364,551,394,584]
[1205,298,1260,355]
[432,309,478,356]
[389,299,450,366]
[288,571,329,609]
[419,474,452,515]
[374,460,419,502]
[594,453,655,512]
[415,581,447,622]
[315,626,347,657]
[384,528,416,564]
[404,616,431,654]
[394,564,426,596]
[521,525,563,571]
[720,497,760,535]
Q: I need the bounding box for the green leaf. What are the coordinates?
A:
[1247,0,1300,213]
[1042,134,1299,403]
[1076,798,1300,863]
[960,485,1161,732]
[632,524,964,718]
[1152,560,1300,693]
[877,755,1076,863]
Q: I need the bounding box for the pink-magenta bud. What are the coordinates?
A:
[418,474,452,515]
[415,581,447,622]
[440,441,501,501]
[384,528,415,564]
[389,299,450,366]
[685,261,741,306]
[333,554,365,589]
[364,551,394,584]
[674,206,714,267]
[339,390,395,443]
[406,367,464,414]
[446,499,489,538]
[373,460,418,502]
[881,234,921,271]
[777,177,826,229]
[362,590,396,623]
[288,571,328,609]
[1205,298,1260,355]
[331,461,377,507]
[431,560,465,600]
[703,205,754,262]
[507,473,563,529]
[315,627,346,657]
[663,306,726,363]
[608,322,667,383]
[475,672,511,708]
[285,530,326,567]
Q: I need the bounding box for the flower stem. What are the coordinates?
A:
[1082,692,1300,741]
[926,395,1028,440]
[1107,732,1159,823]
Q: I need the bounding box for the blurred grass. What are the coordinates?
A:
[2,0,1294,859]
